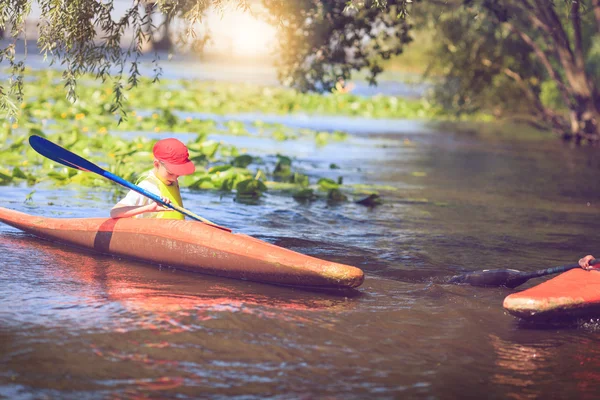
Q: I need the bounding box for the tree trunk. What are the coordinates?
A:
[153,18,172,51]
[143,2,172,52]
[569,96,600,144]
[532,2,600,144]
[594,0,600,34]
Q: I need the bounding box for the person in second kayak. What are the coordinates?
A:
[579,255,597,270]
[110,138,195,219]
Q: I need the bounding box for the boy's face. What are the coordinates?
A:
[154,160,179,186]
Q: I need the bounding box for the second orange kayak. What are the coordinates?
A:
[503,268,600,321]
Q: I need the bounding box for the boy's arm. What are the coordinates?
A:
[110,198,172,219]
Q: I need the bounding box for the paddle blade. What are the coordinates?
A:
[29,135,104,175]
[448,269,528,288]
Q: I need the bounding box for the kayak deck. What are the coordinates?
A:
[0,207,364,288]
[503,268,600,321]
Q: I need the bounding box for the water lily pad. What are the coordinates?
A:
[12,167,28,180]
[236,178,267,196]
[274,156,292,177]
[293,188,317,201]
[209,165,233,173]
[232,155,253,168]
[275,154,292,166]
[0,169,13,183]
[235,178,267,202]
[318,178,339,191]
[327,188,348,203]
[290,172,309,186]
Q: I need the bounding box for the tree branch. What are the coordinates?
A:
[530,1,594,105]
[518,1,554,35]
[504,22,574,109]
[594,0,600,34]
[503,66,567,132]
[571,0,585,70]
[533,1,574,64]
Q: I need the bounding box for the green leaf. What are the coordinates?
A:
[12,167,28,179]
[232,154,253,168]
[327,188,348,203]
[220,176,237,191]
[209,165,233,173]
[318,178,339,190]
[273,162,292,177]
[293,188,316,201]
[0,169,13,183]
[290,172,309,186]
[275,154,292,166]
[274,155,293,176]
[24,190,36,203]
[236,178,267,195]
[47,171,68,181]
[28,127,46,137]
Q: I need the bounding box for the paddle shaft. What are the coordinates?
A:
[29,135,231,232]
[520,258,599,280]
[103,170,230,231]
[449,258,600,288]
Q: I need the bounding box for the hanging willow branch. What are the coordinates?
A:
[0,0,407,119]
[0,0,230,120]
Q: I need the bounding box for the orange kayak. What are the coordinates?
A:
[503,268,600,321]
[0,207,364,288]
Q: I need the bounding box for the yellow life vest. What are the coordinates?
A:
[137,171,184,220]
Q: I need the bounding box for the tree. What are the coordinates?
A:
[4,0,597,145]
[420,0,600,144]
[0,0,412,118]
[143,2,173,52]
[262,0,414,92]
[0,0,246,117]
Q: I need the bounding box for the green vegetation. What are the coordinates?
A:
[0,70,403,205]
[3,1,600,144]
[412,1,600,144]
[381,29,440,76]
[13,70,459,122]
[0,124,392,205]
[0,0,413,118]
[0,68,503,206]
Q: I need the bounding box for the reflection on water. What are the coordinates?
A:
[1,121,600,398]
[489,334,553,399]
[0,233,355,327]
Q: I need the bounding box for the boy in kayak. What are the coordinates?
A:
[110,138,195,219]
[579,255,597,270]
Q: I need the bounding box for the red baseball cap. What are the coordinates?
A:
[153,138,195,176]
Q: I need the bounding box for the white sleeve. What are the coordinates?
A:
[115,180,161,207]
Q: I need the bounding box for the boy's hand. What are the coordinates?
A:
[579,255,596,270]
[147,197,171,212]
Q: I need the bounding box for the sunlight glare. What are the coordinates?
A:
[208,8,276,56]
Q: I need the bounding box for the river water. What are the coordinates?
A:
[1,118,600,399]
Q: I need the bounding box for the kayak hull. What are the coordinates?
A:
[503,269,600,321]
[0,207,364,288]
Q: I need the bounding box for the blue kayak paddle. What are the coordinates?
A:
[448,258,599,288]
[29,135,232,232]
